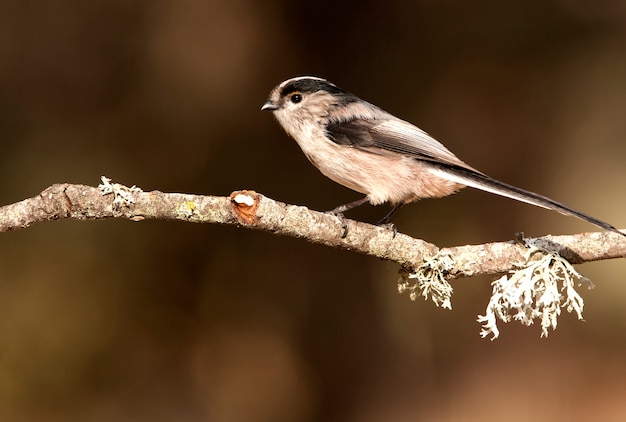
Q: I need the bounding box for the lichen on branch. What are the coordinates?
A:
[0,177,624,339]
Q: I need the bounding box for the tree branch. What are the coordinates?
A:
[1,181,624,278]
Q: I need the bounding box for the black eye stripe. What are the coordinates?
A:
[279,78,344,98]
[278,79,360,106]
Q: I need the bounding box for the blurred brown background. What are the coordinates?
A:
[1,0,626,421]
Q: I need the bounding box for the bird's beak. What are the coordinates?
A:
[261,100,278,111]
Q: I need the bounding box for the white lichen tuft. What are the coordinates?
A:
[99,176,143,209]
[398,251,454,310]
[477,245,594,340]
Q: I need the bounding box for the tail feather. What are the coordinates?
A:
[429,165,625,237]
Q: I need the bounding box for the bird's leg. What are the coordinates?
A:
[328,196,371,215]
[327,196,370,238]
[377,203,403,225]
[375,203,404,237]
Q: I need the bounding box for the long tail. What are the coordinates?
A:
[429,165,625,237]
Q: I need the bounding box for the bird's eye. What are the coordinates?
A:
[290,93,302,104]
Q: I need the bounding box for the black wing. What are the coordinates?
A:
[326,117,475,170]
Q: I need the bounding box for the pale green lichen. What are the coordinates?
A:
[398,251,454,310]
[477,245,593,340]
[177,201,197,218]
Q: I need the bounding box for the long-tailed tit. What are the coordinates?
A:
[262,76,624,237]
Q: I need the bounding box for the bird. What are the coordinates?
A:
[261,76,624,238]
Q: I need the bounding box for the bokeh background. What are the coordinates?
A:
[1,1,626,421]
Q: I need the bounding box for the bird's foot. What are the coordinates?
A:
[327,208,349,239]
[376,221,397,237]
